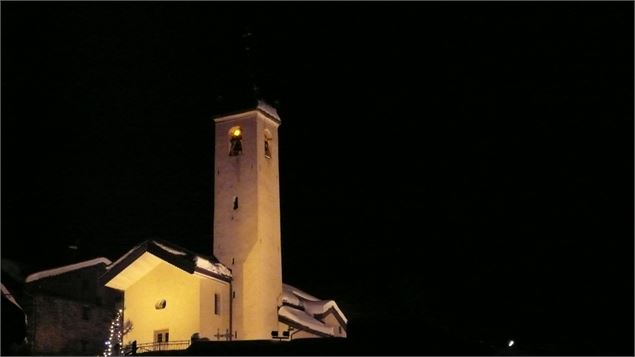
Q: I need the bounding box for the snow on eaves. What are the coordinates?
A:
[195,257,232,279]
[154,241,187,256]
[303,300,348,324]
[106,241,145,270]
[1,283,23,310]
[279,306,334,336]
[26,257,112,283]
[106,240,232,279]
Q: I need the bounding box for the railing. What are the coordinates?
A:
[124,340,191,354]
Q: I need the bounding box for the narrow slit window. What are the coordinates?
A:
[233,197,239,210]
[214,293,220,315]
[229,127,243,156]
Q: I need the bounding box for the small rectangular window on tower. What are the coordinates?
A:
[214,293,220,315]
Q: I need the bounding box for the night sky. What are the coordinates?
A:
[2,2,633,355]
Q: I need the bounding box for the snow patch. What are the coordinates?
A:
[26,257,112,283]
[279,306,334,336]
[195,257,232,278]
[154,241,187,256]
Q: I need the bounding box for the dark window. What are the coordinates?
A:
[82,306,90,320]
[233,197,239,210]
[81,340,88,352]
[155,299,167,309]
[264,139,271,158]
[214,293,220,315]
[264,129,273,158]
[155,330,169,344]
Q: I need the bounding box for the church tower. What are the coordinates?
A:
[213,101,283,340]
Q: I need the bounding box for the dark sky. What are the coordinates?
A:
[2,2,633,355]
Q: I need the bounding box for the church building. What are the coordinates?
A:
[100,101,347,350]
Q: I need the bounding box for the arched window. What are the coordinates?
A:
[229,126,243,156]
[264,129,272,159]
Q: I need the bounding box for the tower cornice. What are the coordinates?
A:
[213,100,281,125]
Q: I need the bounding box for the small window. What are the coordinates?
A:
[264,129,272,158]
[155,299,167,310]
[82,305,91,320]
[154,329,169,343]
[214,293,220,315]
[233,196,239,210]
[229,127,243,156]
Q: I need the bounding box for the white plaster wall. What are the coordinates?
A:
[123,262,201,345]
[213,110,283,340]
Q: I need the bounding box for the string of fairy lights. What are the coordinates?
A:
[103,309,123,356]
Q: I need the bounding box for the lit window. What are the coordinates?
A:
[155,299,167,309]
[229,127,243,156]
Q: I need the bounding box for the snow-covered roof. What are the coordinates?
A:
[279,306,334,336]
[101,240,232,290]
[281,283,348,324]
[195,256,232,278]
[278,283,348,337]
[25,257,112,283]
[257,100,280,122]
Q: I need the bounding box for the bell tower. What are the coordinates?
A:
[213,100,282,340]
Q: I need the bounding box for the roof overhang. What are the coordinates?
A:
[100,240,232,290]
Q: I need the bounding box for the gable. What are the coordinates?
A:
[101,240,232,291]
